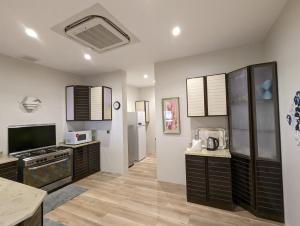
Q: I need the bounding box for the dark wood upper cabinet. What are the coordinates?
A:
[227,62,284,222]
[186,74,227,117]
[66,85,112,121]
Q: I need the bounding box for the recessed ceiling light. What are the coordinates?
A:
[153,80,156,83]
[84,53,92,60]
[25,28,38,39]
[144,74,148,79]
[172,26,181,36]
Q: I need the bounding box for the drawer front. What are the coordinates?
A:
[0,161,18,181]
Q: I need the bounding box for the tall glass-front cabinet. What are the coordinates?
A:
[228,62,284,222]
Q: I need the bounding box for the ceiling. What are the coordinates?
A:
[0,0,287,87]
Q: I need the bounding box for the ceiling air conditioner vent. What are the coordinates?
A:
[65,15,130,53]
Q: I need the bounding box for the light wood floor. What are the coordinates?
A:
[46,156,284,226]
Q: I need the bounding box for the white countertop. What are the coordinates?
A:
[185,148,231,158]
[0,155,18,165]
[0,177,47,226]
[59,140,100,148]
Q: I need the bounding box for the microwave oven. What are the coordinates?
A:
[65,130,92,145]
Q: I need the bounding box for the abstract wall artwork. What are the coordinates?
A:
[287,91,300,145]
[162,97,181,134]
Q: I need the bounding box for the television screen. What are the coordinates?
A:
[8,124,56,154]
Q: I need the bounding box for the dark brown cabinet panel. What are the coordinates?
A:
[73,146,89,181]
[207,157,233,210]
[18,205,42,226]
[186,155,207,204]
[228,62,284,222]
[88,143,101,174]
[0,161,18,181]
[73,142,100,182]
[74,86,90,121]
[185,155,233,210]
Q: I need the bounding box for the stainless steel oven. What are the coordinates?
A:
[22,148,73,191]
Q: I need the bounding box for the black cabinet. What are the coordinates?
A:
[72,142,100,182]
[228,62,284,222]
[185,154,233,210]
[0,160,18,182]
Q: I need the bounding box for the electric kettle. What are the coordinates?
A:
[207,137,219,151]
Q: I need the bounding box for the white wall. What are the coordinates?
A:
[264,1,300,225]
[0,54,84,155]
[154,43,264,184]
[127,85,139,112]
[139,87,156,154]
[83,70,128,175]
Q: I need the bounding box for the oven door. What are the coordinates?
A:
[23,157,72,189]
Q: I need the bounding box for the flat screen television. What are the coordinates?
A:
[8,124,56,154]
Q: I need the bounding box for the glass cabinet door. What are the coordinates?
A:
[251,63,280,161]
[228,68,251,157]
[103,87,112,120]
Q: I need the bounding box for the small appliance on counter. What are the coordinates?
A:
[207,137,219,151]
[65,130,92,145]
[196,127,227,150]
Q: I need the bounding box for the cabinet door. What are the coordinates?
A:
[251,63,280,161]
[135,101,145,112]
[185,155,207,204]
[187,77,205,116]
[90,87,103,120]
[0,161,18,182]
[145,101,150,123]
[74,86,90,121]
[88,143,100,174]
[73,146,89,181]
[207,157,233,210]
[103,87,112,120]
[207,74,227,116]
[227,68,251,157]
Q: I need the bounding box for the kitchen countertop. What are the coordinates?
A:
[59,140,100,148]
[185,148,231,158]
[0,154,18,165]
[0,177,47,226]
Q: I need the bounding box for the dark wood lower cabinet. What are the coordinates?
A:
[185,154,233,211]
[73,142,101,182]
[17,205,43,226]
[255,160,284,222]
[0,160,18,181]
[231,154,284,222]
[231,154,254,212]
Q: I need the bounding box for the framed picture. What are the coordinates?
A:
[162,97,181,134]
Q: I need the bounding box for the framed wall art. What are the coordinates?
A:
[162,97,181,134]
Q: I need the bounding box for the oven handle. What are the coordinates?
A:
[27,158,69,171]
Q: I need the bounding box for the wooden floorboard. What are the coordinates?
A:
[46,156,284,226]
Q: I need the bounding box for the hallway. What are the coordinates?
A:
[46,156,282,226]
